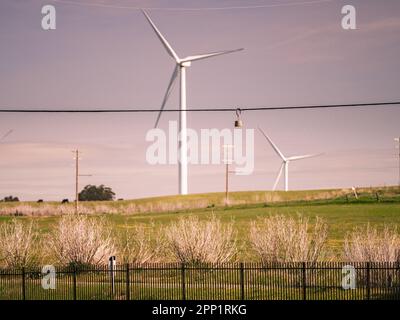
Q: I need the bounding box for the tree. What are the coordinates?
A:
[3,196,19,202]
[78,184,115,201]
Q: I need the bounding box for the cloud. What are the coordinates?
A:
[361,17,400,33]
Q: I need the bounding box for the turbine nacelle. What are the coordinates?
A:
[180,61,192,67]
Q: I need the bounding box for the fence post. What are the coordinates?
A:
[109,256,116,297]
[240,263,245,300]
[396,260,400,300]
[302,262,307,301]
[73,266,77,301]
[126,263,130,301]
[21,267,26,300]
[181,263,186,301]
[366,262,371,300]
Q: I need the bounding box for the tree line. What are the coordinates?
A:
[0,184,116,203]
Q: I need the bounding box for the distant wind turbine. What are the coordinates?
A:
[258,127,323,191]
[142,10,243,195]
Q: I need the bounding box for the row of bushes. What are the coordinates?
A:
[0,215,399,268]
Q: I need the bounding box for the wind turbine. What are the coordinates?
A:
[258,127,322,191]
[142,10,243,195]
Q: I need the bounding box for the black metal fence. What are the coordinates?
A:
[0,262,399,300]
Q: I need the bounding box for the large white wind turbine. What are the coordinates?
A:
[258,127,322,191]
[142,10,243,195]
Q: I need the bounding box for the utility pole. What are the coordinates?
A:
[73,149,92,214]
[395,138,400,188]
[73,150,80,214]
[223,145,235,206]
[225,162,229,204]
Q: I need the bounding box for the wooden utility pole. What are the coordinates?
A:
[223,145,235,206]
[225,162,229,205]
[396,138,400,188]
[74,149,80,214]
[73,149,92,214]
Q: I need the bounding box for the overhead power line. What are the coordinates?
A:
[51,0,335,11]
[0,101,399,113]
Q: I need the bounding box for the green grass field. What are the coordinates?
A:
[1,186,400,260]
[0,186,397,216]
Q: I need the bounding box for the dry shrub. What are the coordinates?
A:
[344,225,400,262]
[344,225,400,287]
[119,223,163,264]
[249,215,328,263]
[0,204,119,217]
[47,215,116,267]
[165,216,237,264]
[92,204,118,215]
[0,204,77,216]
[0,219,40,268]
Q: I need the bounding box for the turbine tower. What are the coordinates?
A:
[142,10,243,195]
[258,127,322,191]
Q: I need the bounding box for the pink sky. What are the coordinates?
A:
[0,0,399,201]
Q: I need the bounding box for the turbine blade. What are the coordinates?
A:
[142,10,180,62]
[287,153,324,161]
[183,49,242,62]
[181,48,244,63]
[258,127,286,161]
[0,129,13,141]
[154,65,179,128]
[273,162,284,191]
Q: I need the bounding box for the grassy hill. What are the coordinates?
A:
[1,186,399,216]
[0,186,399,260]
